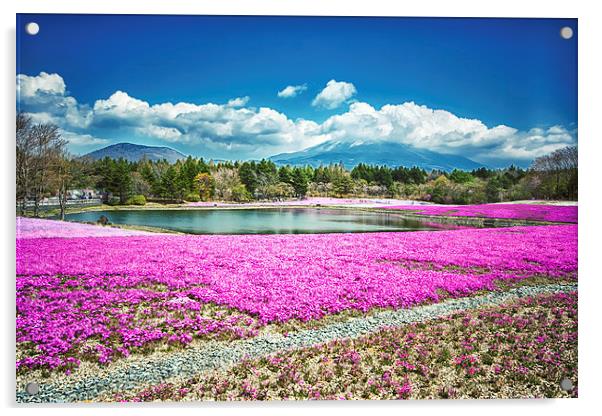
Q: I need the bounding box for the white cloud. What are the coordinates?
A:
[85,89,324,156]
[17,72,66,98]
[317,101,576,163]
[226,96,250,107]
[277,84,307,98]
[17,72,93,129]
[93,90,150,121]
[60,130,109,147]
[16,72,576,164]
[135,125,182,142]
[24,111,60,125]
[312,80,357,109]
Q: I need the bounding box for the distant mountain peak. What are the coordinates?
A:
[270,140,486,171]
[82,142,187,163]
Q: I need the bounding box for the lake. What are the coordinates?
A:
[62,208,460,235]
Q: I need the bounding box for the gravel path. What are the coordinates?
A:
[16,282,577,403]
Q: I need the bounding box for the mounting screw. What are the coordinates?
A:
[560,27,573,40]
[25,382,39,395]
[560,378,574,392]
[25,22,40,36]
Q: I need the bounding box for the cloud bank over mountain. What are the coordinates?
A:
[16,72,576,167]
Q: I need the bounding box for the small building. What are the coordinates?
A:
[67,189,100,200]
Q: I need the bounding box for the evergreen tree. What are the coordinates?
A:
[239,162,259,195]
[160,165,180,200]
[291,168,309,197]
[114,159,133,204]
[278,165,294,184]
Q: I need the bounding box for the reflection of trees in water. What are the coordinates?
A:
[66,208,447,234]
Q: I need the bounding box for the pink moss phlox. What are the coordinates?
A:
[16,224,576,371]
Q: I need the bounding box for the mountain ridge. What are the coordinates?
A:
[82,143,186,163]
[270,140,486,171]
[83,140,487,171]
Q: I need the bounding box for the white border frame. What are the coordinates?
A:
[2,1,600,415]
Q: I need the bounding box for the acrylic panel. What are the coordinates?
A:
[16,14,578,403]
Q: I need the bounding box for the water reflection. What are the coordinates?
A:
[63,208,461,235]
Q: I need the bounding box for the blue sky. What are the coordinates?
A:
[16,14,577,167]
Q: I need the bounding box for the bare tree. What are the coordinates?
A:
[31,124,66,216]
[15,114,67,216]
[213,167,242,201]
[16,113,34,215]
[530,146,578,199]
[49,149,72,220]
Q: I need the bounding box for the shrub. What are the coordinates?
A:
[231,184,252,202]
[184,193,201,202]
[107,197,121,206]
[125,194,147,206]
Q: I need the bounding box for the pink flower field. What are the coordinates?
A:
[187,197,428,208]
[383,204,577,223]
[16,217,159,239]
[16,223,577,372]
